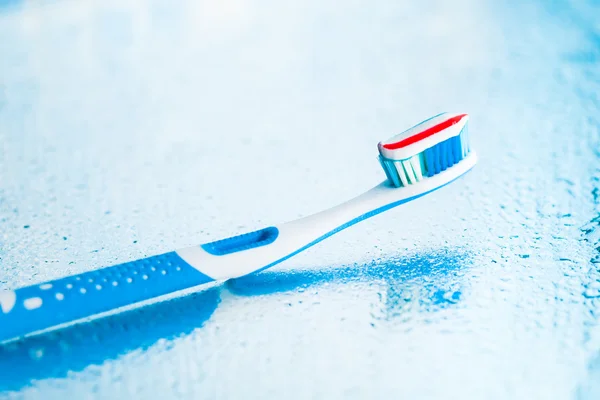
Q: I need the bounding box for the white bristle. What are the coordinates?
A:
[460,126,468,157]
[394,162,409,186]
[402,160,417,184]
[410,155,423,181]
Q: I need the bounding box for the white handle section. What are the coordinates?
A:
[176,152,477,279]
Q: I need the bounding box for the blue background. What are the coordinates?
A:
[1,0,600,398]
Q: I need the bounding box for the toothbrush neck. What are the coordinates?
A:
[279,181,395,239]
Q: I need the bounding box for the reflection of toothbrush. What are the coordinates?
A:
[0,112,476,342]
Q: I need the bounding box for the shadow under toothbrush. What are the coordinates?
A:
[227,248,470,318]
[0,248,471,393]
[0,287,222,392]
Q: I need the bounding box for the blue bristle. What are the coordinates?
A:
[446,141,453,169]
[444,142,449,167]
[379,157,393,183]
[428,146,438,176]
[449,138,457,166]
[448,140,455,167]
[433,145,441,174]
[429,146,437,174]
[440,141,448,171]
[390,163,402,187]
[424,148,435,177]
[454,136,462,163]
[385,160,401,187]
[450,137,457,164]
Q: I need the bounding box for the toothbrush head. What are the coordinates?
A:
[377,113,472,187]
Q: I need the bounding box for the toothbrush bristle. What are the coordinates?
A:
[378,114,471,188]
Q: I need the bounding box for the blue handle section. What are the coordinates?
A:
[201,227,279,256]
[0,252,213,342]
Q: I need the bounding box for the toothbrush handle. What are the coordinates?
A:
[0,180,404,341]
[0,252,214,342]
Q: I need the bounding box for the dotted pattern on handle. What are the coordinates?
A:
[0,252,213,342]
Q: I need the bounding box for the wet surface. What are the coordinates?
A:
[1,0,600,398]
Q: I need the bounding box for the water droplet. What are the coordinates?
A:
[443,291,461,304]
[583,288,600,298]
[29,347,44,360]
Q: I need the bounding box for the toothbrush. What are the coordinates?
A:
[0,112,477,342]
